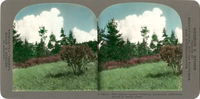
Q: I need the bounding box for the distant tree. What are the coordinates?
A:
[140,26,150,55]
[137,39,147,57]
[13,23,24,63]
[150,32,159,54]
[82,41,98,53]
[98,18,125,62]
[67,30,76,45]
[162,28,170,45]
[101,18,124,47]
[36,26,48,57]
[169,31,178,45]
[38,26,48,41]
[60,28,68,46]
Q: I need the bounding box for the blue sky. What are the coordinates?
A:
[99,3,182,44]
[14,3,182,46]
[15,3,97,33]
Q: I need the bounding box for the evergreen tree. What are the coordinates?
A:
[37,26,48,57]
[98,18,125,62]
[60,28,68,45]
[140,26,150,55]
[138,39,147,57]
[51,41,61,54]
[101,18,124,47]
[169,31,178,45]
[13,23,24,63]
[162,28,170,45]
[150,32,159,54]
[67,30,76,45]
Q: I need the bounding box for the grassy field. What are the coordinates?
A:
[99,61,182,91]
[13,61,182,91]
[13,61,98,91]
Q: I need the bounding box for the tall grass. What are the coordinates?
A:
[13,61,98,91]
[99,61,182,91]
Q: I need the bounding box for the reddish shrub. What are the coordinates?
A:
[160,45,182,75]
[104,54,161,70]
[104,60,129,70]
[15,54,61,68]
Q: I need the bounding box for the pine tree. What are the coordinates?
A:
[98,18,125,61]
[150,32,159,54]
[13,23,24,63]
[140,26,150,55]
[162,28,170,45]
[169,31,178,45]
[67,30,76,45]
[37,26,48,57]
[60,28,68,46]
[101,18,124,47]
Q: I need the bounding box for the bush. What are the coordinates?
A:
[60,45,95,75]
[14,54,61,68]
[160,45,182,75]
[103,55,161,70]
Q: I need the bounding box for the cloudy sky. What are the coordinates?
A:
[14,3,182,47]
[14,3,97,45]
[98,3,182,45]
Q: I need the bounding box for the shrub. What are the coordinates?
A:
[15,54,61,68]
[103,55,161,70]
[60,45,95,75]
[160,45,182,75]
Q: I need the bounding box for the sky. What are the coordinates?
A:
[14,3,97,45]
[14,3,182,47]
[98,3,182,46]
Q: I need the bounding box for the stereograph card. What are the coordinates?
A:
[0,0,199,99]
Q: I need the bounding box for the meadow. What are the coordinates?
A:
[13,59,182,91]
[13,61,98,91]
[99,61,182,91]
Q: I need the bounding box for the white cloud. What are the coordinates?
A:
[175,27,182,43]
[72,27,97,43]
[14,8,64,46]
[115,7,166,46]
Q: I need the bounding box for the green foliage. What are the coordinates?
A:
[60,45,95,75]
[137,39,147,57]
[98,18,125,62]
[60,28,68,46]
[140,26,150,55]
[38,26,48,41]
[101,18,124,47]
[13,23,24,63]
[80,41,98,53]
[51,41,61,55]
[67,30,76,45]
[169,31,178,45]
[162,28,170,45]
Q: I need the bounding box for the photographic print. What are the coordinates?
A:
[12,3,98,91]
[1,0,199,99]
[98,3,183,91]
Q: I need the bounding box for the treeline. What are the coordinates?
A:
[13,24,97,63]
[98,18,181,62]
[13,18,181,64]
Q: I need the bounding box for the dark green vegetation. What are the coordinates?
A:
[13,18,182,91]
[13,24,97,64]
[13,61,98,91]
[99,61,182,91]
[98,18,180,63]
